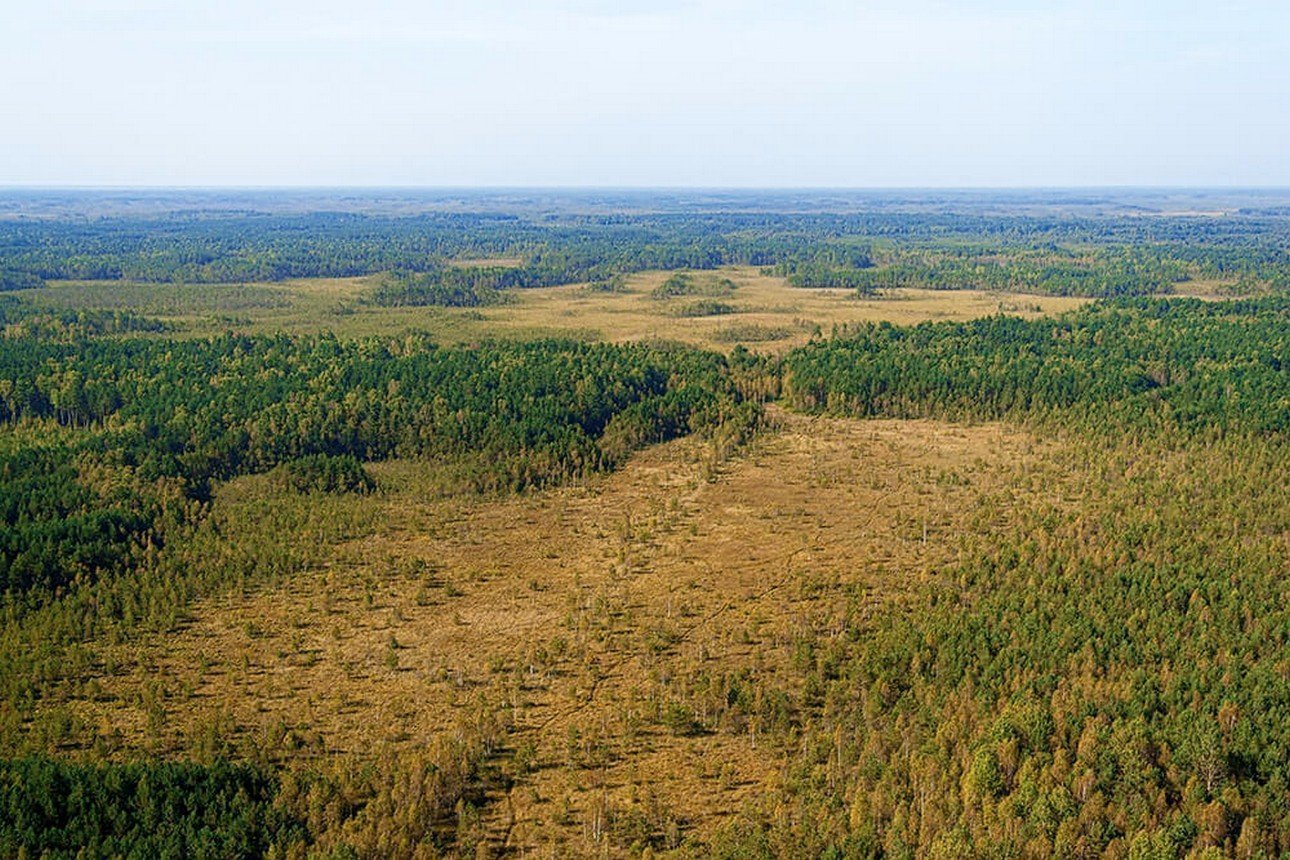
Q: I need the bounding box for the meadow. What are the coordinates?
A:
[27,266,1089,349]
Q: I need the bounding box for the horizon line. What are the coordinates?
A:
[4,184,1290,193]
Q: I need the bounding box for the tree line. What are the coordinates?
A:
[783,295,1289,434]
[2,210,1286,296]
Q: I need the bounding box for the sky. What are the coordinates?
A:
[2,0,1287,187]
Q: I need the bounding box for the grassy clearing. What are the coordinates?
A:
[30,280,292,316]
[42,410,1063,854]
[1167,277,1268,299]
[449,257,524,268]
[30,267,1090,349]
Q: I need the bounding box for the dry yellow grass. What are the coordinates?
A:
[37,267,1089,349]
[1166,278,1262,299]
[362,267,1089,353]
[449,257,524,268]
[61,410,1066,855]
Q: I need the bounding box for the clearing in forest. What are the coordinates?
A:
[61,410,1065,854]
[32,266,1089,348]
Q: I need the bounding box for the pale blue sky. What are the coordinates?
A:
[3,0,1287,186]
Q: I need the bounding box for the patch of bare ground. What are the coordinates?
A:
[64,409,1064,855]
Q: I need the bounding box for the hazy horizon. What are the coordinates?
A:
[5,0,1288,187]
[4,183,1290,190]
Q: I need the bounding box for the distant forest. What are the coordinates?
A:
[2,206,1288,298]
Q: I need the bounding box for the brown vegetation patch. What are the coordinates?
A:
[62,411,1061,854]
[43,267,1086,348]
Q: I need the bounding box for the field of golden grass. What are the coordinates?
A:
[35,266,1090,350]
[53,409,1069,855]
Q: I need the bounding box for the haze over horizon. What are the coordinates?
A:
[3,0,1287,188]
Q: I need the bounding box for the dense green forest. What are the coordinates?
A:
[772,246,1198,297]
[0,271,43,291]
[0,295,166,340]
[783,296,1290,433]
[2,207,1288,296]
[367,267,517,307]
[0,757,303,857]
[0,193,1286,857]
